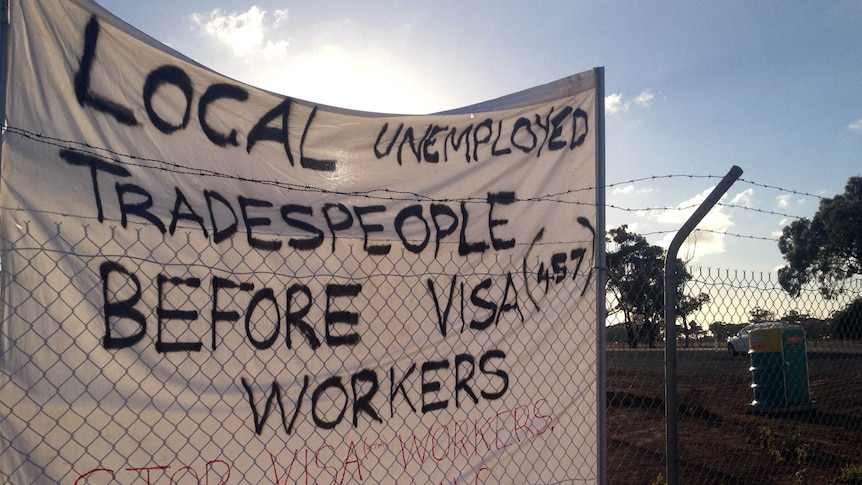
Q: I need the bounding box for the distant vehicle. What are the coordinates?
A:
[727,322,779,356]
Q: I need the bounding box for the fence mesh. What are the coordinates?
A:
[607,267,862,485]
[3,218,862,484]
[1,218,599,484]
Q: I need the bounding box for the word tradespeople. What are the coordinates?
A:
[75,16,589,173]
[61,149,521,258]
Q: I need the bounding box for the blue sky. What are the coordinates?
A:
[97,0,861,274]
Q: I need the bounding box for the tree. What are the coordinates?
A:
[606,225,665,326]
[779,310,810,325]
[678,293,711,348]
[606,225,709,345]
[778,176,862,298]
[749,307,775,323]
[709,322,737,348]
[832,299,862,340]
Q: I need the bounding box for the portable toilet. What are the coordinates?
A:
[746,323,816,414]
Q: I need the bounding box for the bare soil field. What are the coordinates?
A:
[606,347,862,484]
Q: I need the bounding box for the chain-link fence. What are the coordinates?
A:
[4,222,862,484]
[6,216,862,485]
[2,3,607,481]
[607,267,862,485]
[1,217,600,484]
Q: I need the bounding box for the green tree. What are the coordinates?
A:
[749,307,775,323]
[709,322,730,342]
[780,310,810,325]
[832,299,862,340]
[678,293,711,348]
[605,225,709,345]
[778,176,862,298]
[606,225,665,326]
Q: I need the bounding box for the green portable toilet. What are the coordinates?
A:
[746,323,816,414]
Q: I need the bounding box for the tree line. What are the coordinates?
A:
[605,175,862,343]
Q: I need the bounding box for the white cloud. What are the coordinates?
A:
[271,9,289,26]
[633,89,654,108]
[654,187,710,225]
[611,184,654,195]
[271,42,451,112]
[605,93,624,114]
[776,194,791,208]
[612,184,634,195]
[605,89,655,115]
[729,188,753,207]
[849,118,862,130]
[187,8,453,112]
[654,186,735,260]
[191,6,289,59]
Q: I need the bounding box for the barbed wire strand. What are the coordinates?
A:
[2,126,831,244]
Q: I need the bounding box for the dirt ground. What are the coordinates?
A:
[605,347,862,484]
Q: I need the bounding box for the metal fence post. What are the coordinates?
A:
[0,0,10,157]
[664,165,743,485]
[594,66,607,485]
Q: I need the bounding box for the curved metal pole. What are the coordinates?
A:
[665,165,743,485]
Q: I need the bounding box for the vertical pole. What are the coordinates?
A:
[593,66,607,485]
[0,0,9,163]
[664,165,742,485]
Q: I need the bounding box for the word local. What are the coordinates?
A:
[75,16,336,171]
[75,15,589,173]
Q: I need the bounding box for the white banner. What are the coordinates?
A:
[0,1,601,483]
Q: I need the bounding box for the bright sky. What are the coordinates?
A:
[98,0,861,274]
